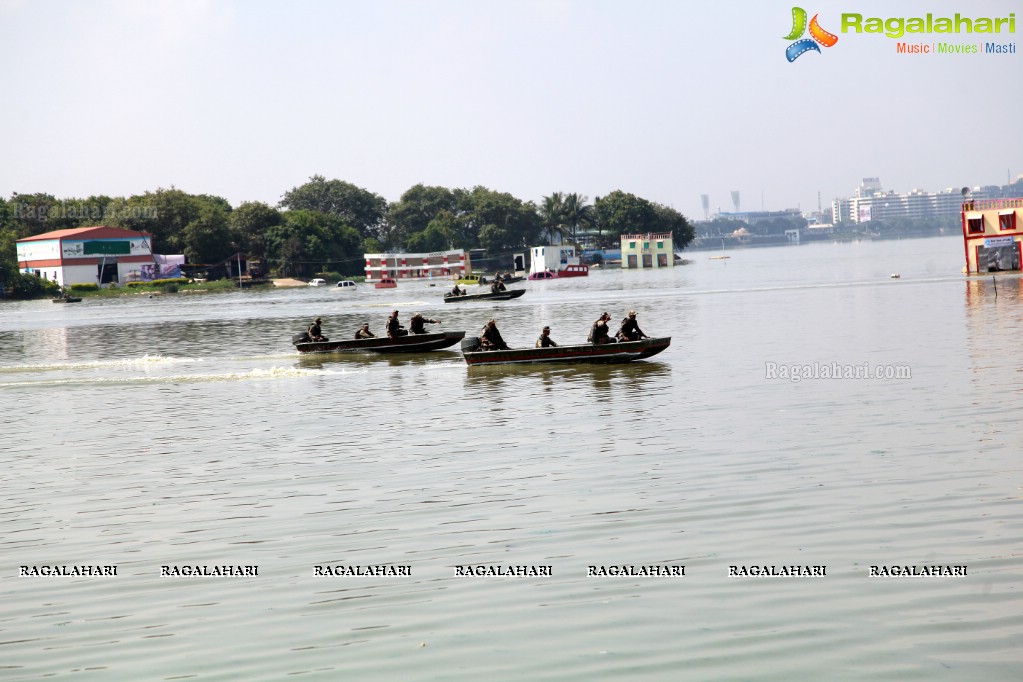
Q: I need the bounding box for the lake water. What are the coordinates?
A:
[1,236,1021,680]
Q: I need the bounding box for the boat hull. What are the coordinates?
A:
[52,297,82,303]
[461,336,670,365]
[294,331,465,354]
[444,289,526,303]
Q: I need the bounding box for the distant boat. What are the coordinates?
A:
[455,273,488,286]
[708,255,731,260]
[460,336,671,365]
[52,297,82,303]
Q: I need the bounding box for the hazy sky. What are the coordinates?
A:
[1,0,1020,220]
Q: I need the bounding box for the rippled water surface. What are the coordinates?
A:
[2,236,1021,680]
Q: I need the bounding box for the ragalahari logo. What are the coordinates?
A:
[784,7,838,61]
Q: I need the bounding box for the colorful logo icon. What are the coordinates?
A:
[784,7,838,61]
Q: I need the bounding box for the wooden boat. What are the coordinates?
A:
[52,297,82,303]
[293,330,465,354]
[460,336,671,365]
[374,277,397,289]
[443,289,526,303]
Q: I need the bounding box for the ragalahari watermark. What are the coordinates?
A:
[766,361,911,382]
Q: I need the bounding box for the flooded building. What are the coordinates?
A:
[962,197,1023,274]
[620,233,674,269]
[364,249,470,283]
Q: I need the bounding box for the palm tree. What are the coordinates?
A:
[562,193,594,244]
[539,192,567,245]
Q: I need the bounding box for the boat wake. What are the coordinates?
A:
[0,354,202,374]
[0,365,325,389]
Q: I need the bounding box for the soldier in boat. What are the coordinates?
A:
[588,312,615,345]
[616,310,648,342]
[480,319,509,351]
[535,326,558,348]
[450,282,466,297]
[308,317,328,342]
[354,322,375,339]
[386,310,408,338]
[490,279,507,294]
[409,312,440,335]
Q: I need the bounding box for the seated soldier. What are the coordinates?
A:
[308,317,328,342]
[409,312,440,335]
[480,319,510,351]
[354,323,375,339]
[588,312,615,345]
[535,326,557,348]
[386,310,408,338]
[616,310,648,341]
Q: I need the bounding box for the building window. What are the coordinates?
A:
[967,217,984,234]
[643,242,649,250]
[999,212,1017,231]
[629,241,636,249]
[656,241,663,249]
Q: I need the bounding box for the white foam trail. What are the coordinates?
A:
[0,354,202,374]
[0,365,329,388]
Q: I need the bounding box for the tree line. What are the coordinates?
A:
[0,176,694,290]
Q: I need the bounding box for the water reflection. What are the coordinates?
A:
[462,361,671,394]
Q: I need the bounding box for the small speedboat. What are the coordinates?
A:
[443,289,525,303]
[293,330,465,354]
[461,336,670,365]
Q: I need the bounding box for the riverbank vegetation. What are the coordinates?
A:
[0,178,695,299]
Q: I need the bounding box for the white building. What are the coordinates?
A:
[363,249,470,283]
[16,226,155,287]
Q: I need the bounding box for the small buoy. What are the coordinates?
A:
[419,642,426,648]
[890,273,900,279]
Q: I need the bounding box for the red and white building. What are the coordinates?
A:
[962,198,1023,274]
[16,226,156,287]
[364,249,471,283]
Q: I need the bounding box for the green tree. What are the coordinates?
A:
[651,202,695,250]
[105,189,233,255]
[265,210,364,277]
[182,204,234,264]
[387,184,457,248]
[539,192,566,245]
[562,193,594,243]
[9,192,69,237]
[229,201,281,260]
[454,186,540,253]
[593,191,658,247]
[280,175,387,238]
